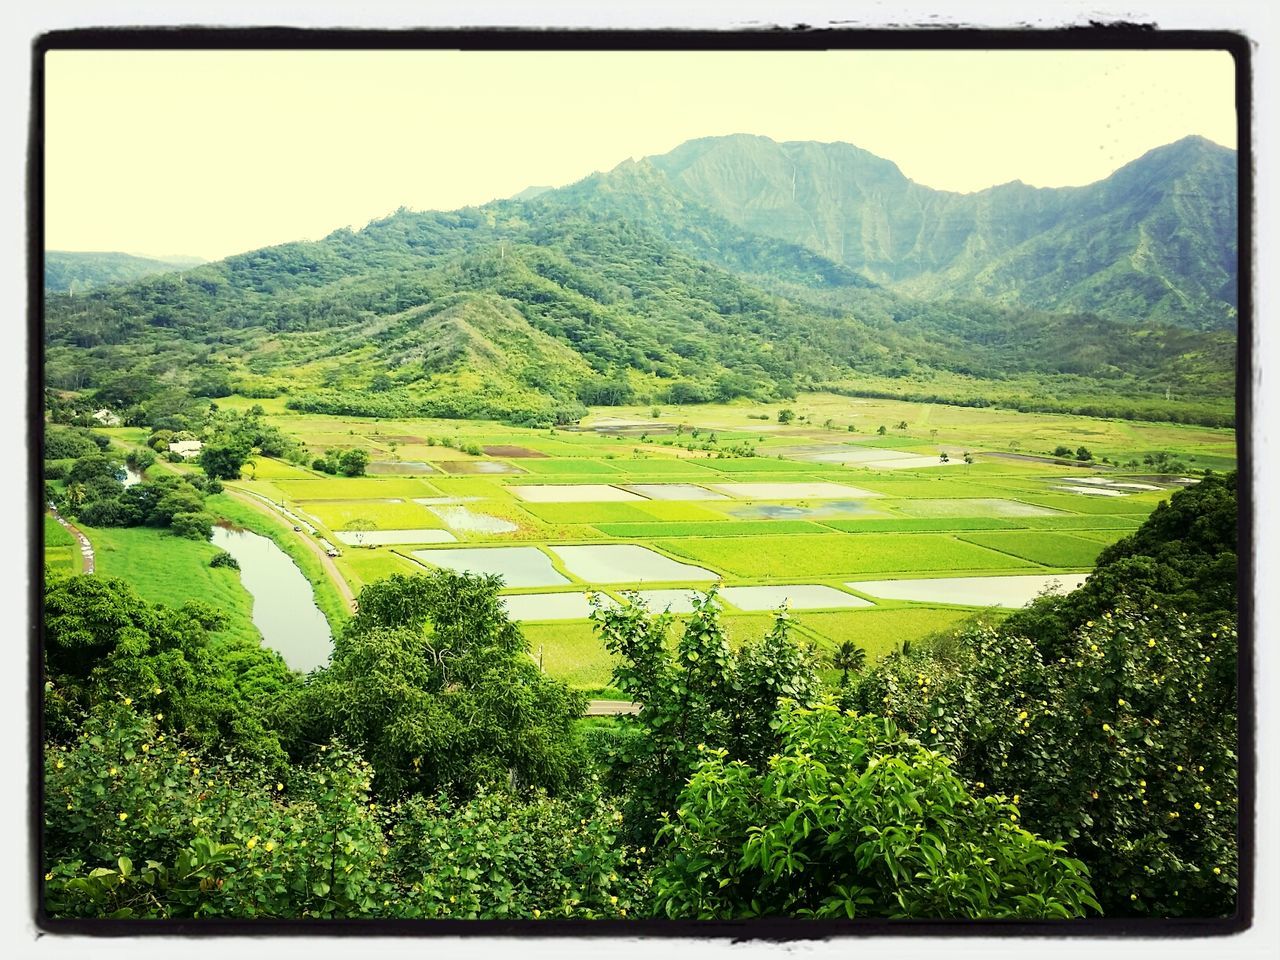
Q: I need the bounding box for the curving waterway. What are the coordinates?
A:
[211,523,333,672]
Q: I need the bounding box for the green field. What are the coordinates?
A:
[656,533,1036,578]
[84,524,261,646]
[84,392,1226,692]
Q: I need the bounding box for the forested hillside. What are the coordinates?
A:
[42,135,1237,429]
[45,251,205,294]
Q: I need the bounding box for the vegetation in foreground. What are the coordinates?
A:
[41,473,1238,921]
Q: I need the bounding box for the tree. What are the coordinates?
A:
[877,425,887,435]
[963,452,975,467]
[1053,445,1073,458]
[777,408,795,424]
[170,511,214,541]
[286,571,585,799]
[939,451,950,464]
[1076,446,1094,462]
[342,518,376,546]
[895,420,908,431]
[832,639,866,688]
[650,700,1100,920]
[337,448,370,477]
[199,436,253,480]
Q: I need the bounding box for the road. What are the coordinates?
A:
[48,506,94,574]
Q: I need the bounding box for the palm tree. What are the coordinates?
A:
[832,640,867,688]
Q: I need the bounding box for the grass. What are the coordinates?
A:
[299,499,448,531]
[1020,515,1144,530]
[271,477,443,500]
[44,546,80,578]
[206,493,351,632]
[796,607,988,661]
[517,459,623,475]
[611,458,718,476]
[703,458,822,473]
[594,520,829,538]
[45,515,74,546]
[655,533,1036,579]
[84,524,261,646]
[519,501,726,524]
[523,621,614,689]
[242,457,319,480]
[1062,529,1131,545]
[335,548,421,592]
[1011,492,1161,515]
[818,517,1021,533]
[956,531,1108,568]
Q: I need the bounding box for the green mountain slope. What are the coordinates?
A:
[41,135,1237,428]
[648,134,1238,331]
[44,251,206,294]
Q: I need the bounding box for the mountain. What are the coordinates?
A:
[646,134,1238,331]
[41,136,1238,429]
[44,251,207,294]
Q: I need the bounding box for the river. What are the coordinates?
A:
[211,523,333,672]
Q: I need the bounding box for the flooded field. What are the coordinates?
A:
[501,592,607,621]
[708,481,885,500]
[366,460,436,475]
[428,505,518,534]
[332,529,457,546]
[846,573,1090,607]
[410,546,569,587]
[728,501,887,520]
[482,445,547,458]
[632,588,705,613]
[720,584,875,610]
[550,544,718,583]
[623,483,727,501]
[437,460,526,475]
[511,484,646,503]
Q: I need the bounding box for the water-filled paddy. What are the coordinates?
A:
[1052,485,1130,497]
[332,529,457,546]
[727,501,886,520]
[708,482,884,500]
[501,592,610,621]
[437,460,525,475]
[623,483,727,501]
[632,588,705,614]
[511,484,646,503]
[410,546,569,587]
[550,544,719,583]
[428,505,518,534]
[720,584,875,611]
[845,573,1089,607]
[366,460,436,475]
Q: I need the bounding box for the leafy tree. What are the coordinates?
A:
[877,425,887,435]
[169,511,214,541]
[777,408,795,424]
[939,451,950,463]
[832,639,866,689]
[650,700,1100,919]
[1053,445,1073,458]
[199,436,253,480]
[341,518,376,546]
[286,571,585,799]
[383,785,642,919]
[590,589,819,840]
[68,453,124,487]
[1076,446,1094,462]
[337,448,370,477]
[44,704,386,919]
[43,575,294,765]
[852,608,1237,918]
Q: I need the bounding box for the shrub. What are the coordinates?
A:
[209,551,240,570]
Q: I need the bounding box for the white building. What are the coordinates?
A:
[168,440,204,459]
[92,408,122,427]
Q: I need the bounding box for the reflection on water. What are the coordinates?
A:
[211,524,332,672]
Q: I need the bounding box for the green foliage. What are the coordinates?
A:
[851,609,1238,918]
[44,703,388,919]
[383,785,643,919]
[209,550,240,570]
[650,700,1100,919]
[43,575,294,766]
[591,589,820,839]
[285,571,585,799]
[199,436,253,480]
[337,448,370,477]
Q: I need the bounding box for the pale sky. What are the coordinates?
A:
[44,48,1238,262]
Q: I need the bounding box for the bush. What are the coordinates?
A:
[209,551,240,570]
[170,512,214,541]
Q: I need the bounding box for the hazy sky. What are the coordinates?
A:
[44,48,1238,261]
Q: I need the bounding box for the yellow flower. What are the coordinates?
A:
[610,896,618,905]
[1130,894,1137,901]
[247,837,258,850]
[930,727,938,734]
[1177,765,1183,772]
[1213,867,1221,876]
[154,687,162,695]
[1139,780,1147,787]
[45,872,53,881]
[118,812,128,821]
[55,760,64,770]
[1017,710,1028,720]
[265,841,275,852]
[1118,699,1127,707]
[123,697,132,706]
[276,782,284,792]
[532,909,541,919]
[155,713,164,721]
[1194,803,1201,810]
[1148,640,1156,648]
[1102,723,1111,732]
[1013,794,1021,804]
[141,744,150,753]
[976,782,985,789]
